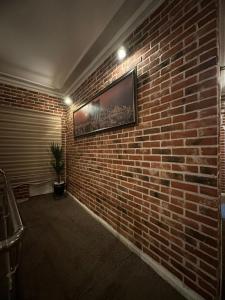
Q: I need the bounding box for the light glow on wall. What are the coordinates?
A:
[64,96,73,106]
[117,46,127,61]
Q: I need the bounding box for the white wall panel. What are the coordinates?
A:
[0,106,61,187]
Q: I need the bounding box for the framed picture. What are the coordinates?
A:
[73,69,137,137]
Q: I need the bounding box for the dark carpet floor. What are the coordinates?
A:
[17,193,185,300]
[222,205,225,300]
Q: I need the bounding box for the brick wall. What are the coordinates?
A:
[221,94,225,193]
[0,83,66,199]
[66,0,220,299]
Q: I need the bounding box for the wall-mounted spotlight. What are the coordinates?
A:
[117,46,127,61]
[63,96,73,106]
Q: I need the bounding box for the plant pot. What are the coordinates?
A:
[53,181,65,197]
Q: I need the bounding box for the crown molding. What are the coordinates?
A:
[0,72,62,97]
[0,0,165,98]
[63,0,164,97]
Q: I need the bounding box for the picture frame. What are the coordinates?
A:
[73,68,137,137]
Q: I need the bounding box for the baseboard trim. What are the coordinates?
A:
[68,191,205,300]
[16,197,29,203]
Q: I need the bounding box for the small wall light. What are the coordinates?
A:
[117,46,127,61]
[63,96,73,106]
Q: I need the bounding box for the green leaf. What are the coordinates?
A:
[50,142,64,181]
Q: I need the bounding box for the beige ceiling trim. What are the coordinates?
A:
[62,0,157,88]
[64,0,164,97]
[0,72,62,97]
[0,0,164,98]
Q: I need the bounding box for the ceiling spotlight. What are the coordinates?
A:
[117,46,126,60]
[64,96,73,106]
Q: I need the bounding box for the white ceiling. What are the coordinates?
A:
[0,0,163,96]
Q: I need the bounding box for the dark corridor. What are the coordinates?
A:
[16,194,185,300]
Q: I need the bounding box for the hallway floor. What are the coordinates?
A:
[17,193,185,300]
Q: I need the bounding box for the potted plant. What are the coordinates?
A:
[50,142,65,196]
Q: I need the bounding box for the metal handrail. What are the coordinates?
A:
[0,169,24,252]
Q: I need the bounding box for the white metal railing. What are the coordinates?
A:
[0,169,24,299]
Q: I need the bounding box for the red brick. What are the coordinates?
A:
[46,1,222,299]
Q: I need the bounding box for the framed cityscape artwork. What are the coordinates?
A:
[73,69,136,137]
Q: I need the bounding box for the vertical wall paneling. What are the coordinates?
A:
[0,106,61,187]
